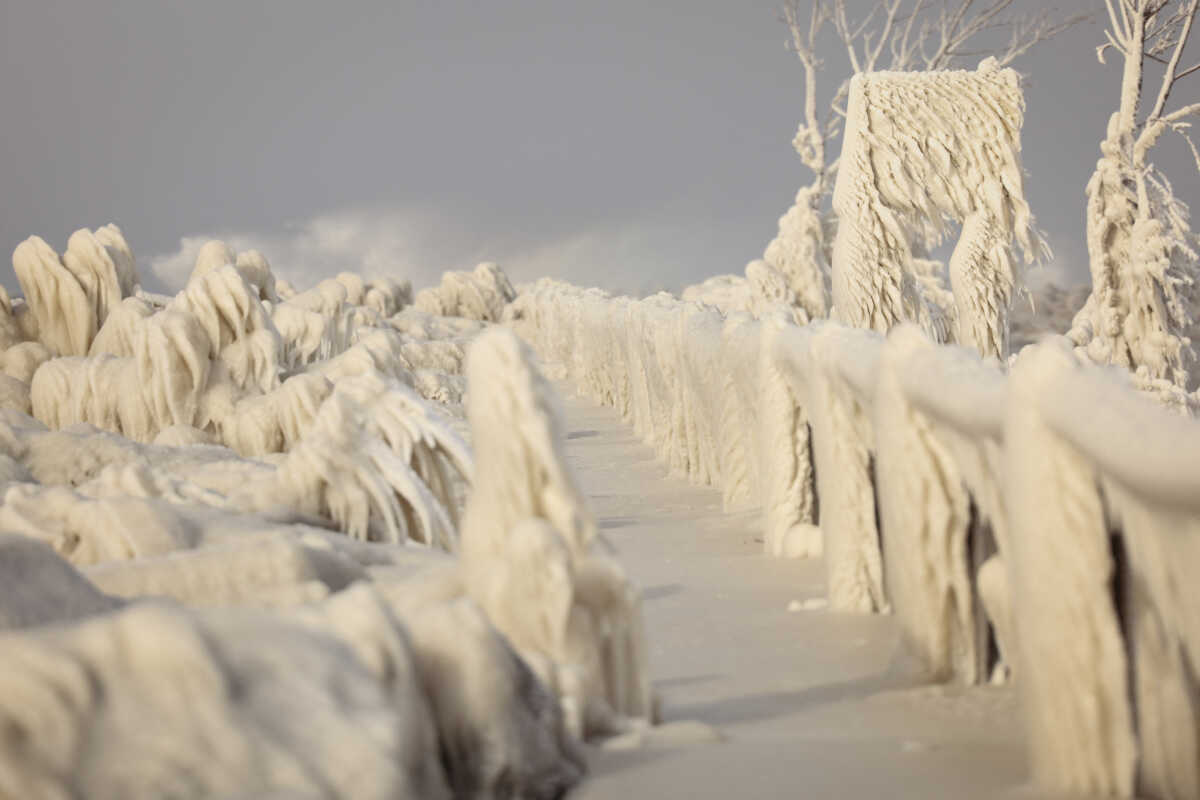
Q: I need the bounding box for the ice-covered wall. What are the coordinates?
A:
[516,276,1200,798]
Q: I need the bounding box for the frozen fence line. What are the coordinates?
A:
[510,278,1200,798]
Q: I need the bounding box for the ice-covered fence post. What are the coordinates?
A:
[623,300,654,440]
[759,317,820,558]
[639,299,672,454]
[460,327,652,739]
[609,297,633,420]
[1005,341,1135,795]
[680,304,724,487]
[650,302,688,476]
[716,313,762,511]
[874,325,989,682]
[1009,337,1200,799]
[775,322,886,612]
[830,62,1040,359]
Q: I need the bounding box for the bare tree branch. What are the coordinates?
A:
[1147,0,1200,120]
[776,1,1088,188]
[1176,58,1200,76]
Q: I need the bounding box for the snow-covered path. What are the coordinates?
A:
[557,384,1066,800]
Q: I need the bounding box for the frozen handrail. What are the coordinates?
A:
[1025,342,1200,514]
[898,341,1006,441]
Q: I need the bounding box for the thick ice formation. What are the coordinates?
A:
[10,237,481,548]
[1005,340,1200,797]
[0,230,604,798]
[1069,128,1200,404]
[261,373,471,548]
[1005,342,1136,794]
[873,326,1001,682]
[716,313,764,510]
[830,64,1041,358]
[11,225,140,358]
[415,262,517,322]
[1065,0,1200,401]
[460,327,652,739]
[681,259,810,324]
[792,323,886,612]
[758,318,819,558]
[762,184,831,321]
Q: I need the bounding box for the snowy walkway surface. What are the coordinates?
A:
[557,384,1072,800]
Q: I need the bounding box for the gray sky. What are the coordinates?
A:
[1,0,1197,296]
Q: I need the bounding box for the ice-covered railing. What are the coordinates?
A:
[1005,342,1200,798]
[510,277,1200,799]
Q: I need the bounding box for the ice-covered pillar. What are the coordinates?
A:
[680,304,724,487]
[460,327,653,739]
[805,323,886,612]
[1004,341,1135,795]
[715,313,761,510]
[873,325,985,682]
[1009,338,1200,798]
[758,318,820,559]
[830,63,1040,360]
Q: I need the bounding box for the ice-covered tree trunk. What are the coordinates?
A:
[830,63,1040,359]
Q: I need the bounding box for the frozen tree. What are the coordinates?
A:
[830,63,1044,359]
[1068,0,1200,397]
[771,0,1080,326]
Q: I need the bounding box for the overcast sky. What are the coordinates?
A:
[1,0,1197,295]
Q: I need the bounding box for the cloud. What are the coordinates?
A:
[146,208,474,294]
[147,207,729,298]
[493,224,719,296]
[120,204,1103,304]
